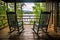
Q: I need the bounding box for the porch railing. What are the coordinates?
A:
[18,17,40,25]
[0,16,8,30]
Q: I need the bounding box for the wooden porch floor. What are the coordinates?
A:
[0,25,60,40]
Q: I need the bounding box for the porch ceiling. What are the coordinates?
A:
[1,0,49,2]
[2,0,59,3]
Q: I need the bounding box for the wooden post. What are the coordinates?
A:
[14,0,16,14]
[46,1,54,32]
[54,1,58,32]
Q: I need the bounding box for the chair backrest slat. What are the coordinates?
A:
[39,12,50,26]
[6,12,18,28]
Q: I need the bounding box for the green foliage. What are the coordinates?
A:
[16,3,25,14]
[8,3,14,12]
[16,10,21,14]
[33,3,46,22]
[33,3,40,22]
[16,3,25,19]
[0,3,6,15]
[30,19,34,24]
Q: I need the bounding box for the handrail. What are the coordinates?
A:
[17,18,40,19]
[0,16,40,22]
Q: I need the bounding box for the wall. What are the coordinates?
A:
[46,1,58,32]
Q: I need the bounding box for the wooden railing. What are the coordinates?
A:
[0,16,40,25]
[17,17,40,25]
[0,16,7,26]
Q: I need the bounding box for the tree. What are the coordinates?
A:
[0,1,7,15]
[33,3,41,22]
[16,3,25,20]
[33,3,46,22]
[16,3,25,15]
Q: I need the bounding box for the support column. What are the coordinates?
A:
[54,1,58,32]
[14,0,16,14]
[46,1,53,32]
[46,1,58,32]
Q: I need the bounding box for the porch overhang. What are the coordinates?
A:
[1,0,53,3]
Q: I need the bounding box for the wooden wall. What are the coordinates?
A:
[46,1,58,32]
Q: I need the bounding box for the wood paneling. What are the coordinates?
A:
[46,1,58,32]
[46,1,53,32]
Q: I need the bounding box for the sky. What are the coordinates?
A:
[22,3,35,11]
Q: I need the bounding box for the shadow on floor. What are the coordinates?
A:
[0,25,60,40]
